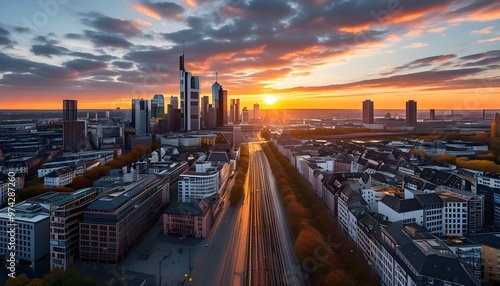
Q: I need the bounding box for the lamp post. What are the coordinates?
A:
[159,255,167,286]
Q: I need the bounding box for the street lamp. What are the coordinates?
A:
[159,255,167,286]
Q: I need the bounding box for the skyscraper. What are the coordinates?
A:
[253,103,260,120]
[362,100,374,124]
[430,109,436,120]
[212,79,221,109]
[151,94,165,119]
[202,95,209,129]
[213,78,228,127]
[132,99,151,135]
[62,100,87,152]
[170,95,178,110]
[180,54,200,131]
[242,107,249,124]
[230,99,240,124]
[406,100,417,126]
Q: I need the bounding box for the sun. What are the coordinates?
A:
[265,95,277,105]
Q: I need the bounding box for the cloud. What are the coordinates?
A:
[64,59,108,72]
[0,26,9,36]
[81,12,143,37]
[112,60,134,69]
[133,1,185,20]
[84,30,134,48]
[65,33,85,40]
[0,52,79,81]
[471,26,494,35]
[382,54,456,75]
[459,50,500,67]
[477,37,500,44]
[30,44,70,58]
[402,42,428,49]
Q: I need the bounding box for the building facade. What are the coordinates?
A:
[180,54,200,131]
[362,100,374,124]
[406,100,417,126]
[132,99,151,135]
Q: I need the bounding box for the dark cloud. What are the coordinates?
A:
[384,54,457,75]
[133,1,185,20]
[64,59,108,72]
[65,33,85,40]
[33,35,58,44]
[460,50,500,67]
[0,36,13,46]
[69,51,116,62]
[81,12,142,37]
[12,26,31,34]
[0,26,9,36]
[30,44,70,58]
[112,61,134,69]
[221,0,294,22]
[84,30,133,48]
[0,52,78,81]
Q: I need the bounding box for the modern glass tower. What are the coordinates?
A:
[151,94,165,119]
[180,54,200,131]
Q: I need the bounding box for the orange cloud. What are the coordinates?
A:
[133,3,161,20]
[471,26,494,35]
[403,42,428,49]
[184,0,197,8]
[133,19,152,27]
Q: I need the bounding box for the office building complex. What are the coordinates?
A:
[28,188,97,270]
[79,176,169,264]
[362,100,374,124]
[151,94,165,119]
[406,100,417,126]
[178,161,230,203]
[180,54,200,131]
[0,202,50,271]
[62,100,87,152]
[132,99,151,135]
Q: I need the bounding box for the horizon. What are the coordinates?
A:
[0,1,499,110]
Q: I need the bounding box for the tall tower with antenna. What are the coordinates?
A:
[179,44,200,131]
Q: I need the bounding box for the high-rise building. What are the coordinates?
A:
[62,100,87,152]
[230,99,240,124]
[406,100,417,126]
[180,54,200,131]
[233,126,241,148]
[242,107,249,124]
[218,88,227,126]
[212,79,221,109]
[202,95,209,129]
[430,109,436,120]
[170,95,179,110]
[491,112,500,138]
[132,99,151,135]
[253,103,260,120]
[151,94,165,119]
[362,100,374,124]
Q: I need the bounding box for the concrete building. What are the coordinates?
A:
[229,99,240,124]
[466,233,500,283]
[44,166,75,187]
[406,100,417,127]
[253,103,259,120]
[242,107,249,124]
[362,100,374,124]
[27,188,97,270]
[132,99,151,135]
[178,161,230,203]
[0,202,50,272]
[62,100,87,152]
[179,54,200,131]
[79,176,169,265]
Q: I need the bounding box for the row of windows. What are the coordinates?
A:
[0,221,34,229]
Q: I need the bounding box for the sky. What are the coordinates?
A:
[0,0,499,110]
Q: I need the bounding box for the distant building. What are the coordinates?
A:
[406,100,417,126]
[242,107,249,124]
[206,105,218,129]
[233,126,241,149]
[491,112,500,137]
[166,107,181,132]
[229,99,240,124]
[62,100,87,152]
[430,109,436,120]
[151,94,165,119]
[362,100,374,124]
[202,95,209,129]
[169,95,179,110]
[253,103,260,120]
[131,99,151,135]
[180,54,200,131]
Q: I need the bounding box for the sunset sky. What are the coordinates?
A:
[0,0,499,110]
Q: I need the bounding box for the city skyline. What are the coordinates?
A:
[0,1,499,110]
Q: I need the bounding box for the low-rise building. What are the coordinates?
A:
[44,166,75,187]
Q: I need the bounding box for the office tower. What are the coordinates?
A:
[151,94,165,119]
[132,99,151,135]
[430,109,436,120]
[62,100,87,152]
[63,100,77,121]
[230,99,240,124]
[179,54,200,131]
[406,100,417,126]
[202,95,209,129]
[253,103,260,119]
[242,107,249,124]
[212,78,221,109]
[362,100,374,124]
[219,88,227,126]
[206,105,217,129]
[167,108,181,132]
[170,95,179,110]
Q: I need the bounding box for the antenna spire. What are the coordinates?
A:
[216,72,218,83]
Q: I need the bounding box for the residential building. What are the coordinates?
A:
[44,166,75,187]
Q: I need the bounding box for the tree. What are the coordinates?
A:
[5,274,30,286]
[322,268,354,286]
